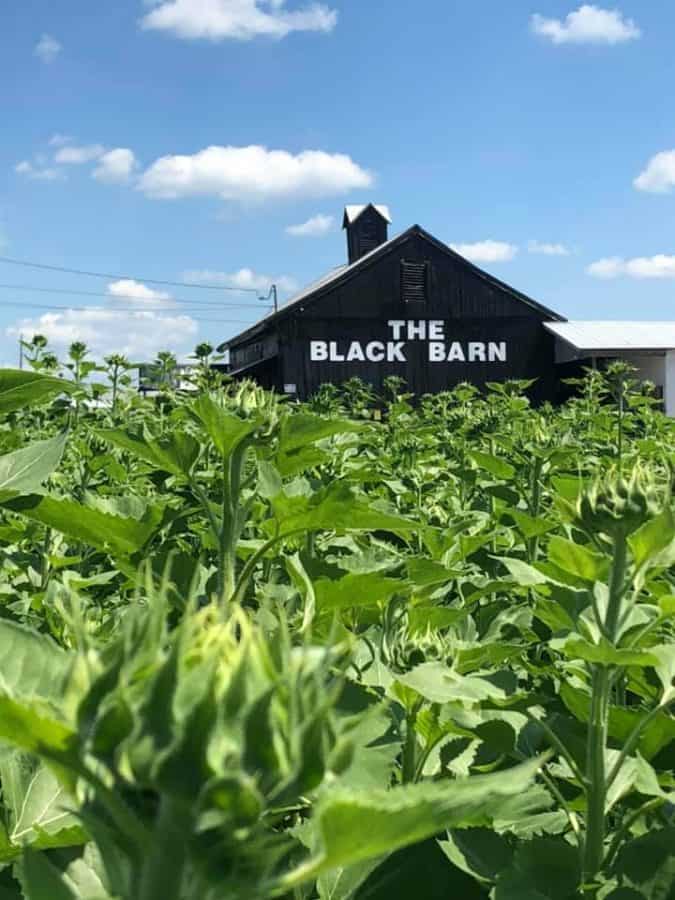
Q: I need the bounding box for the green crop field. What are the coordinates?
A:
[0,339,672,900]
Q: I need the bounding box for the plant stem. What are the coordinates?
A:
[583,666,610,884]
[604,534,627,640]
[138,796,189,900]
[402,702,421,783]
[583,532,628,886]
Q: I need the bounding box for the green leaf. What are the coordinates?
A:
[315,572,406,612]
[0,754,82,849]
[284,758,544,887]
[397,663,507,705]
[553,637,660,668]
[495,557,548,586]
[629,506,675,569]
[277,483,418,536]
[0,620,71,701]
[0,371,75,417]
[356,839,485,900]
[2,494,162,556]
[560,683,675,759]
[0,432,67,498]
[551,475,585,502]
[96,428,199,478]
[506,510,557,540]
[0,696,78,774]
[650,645,675,700]
[406,558,458,588]
[611,826,675,899]
[286,553,317,632]
[408,606,468,633]
[440,827,514,884]
[494,838,580,900]
[278,413,363,455]
[468,451,515,481]
[21,848,78,900]
[191,394,259,460]
[547,536,609,583]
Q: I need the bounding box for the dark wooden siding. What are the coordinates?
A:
[281,316,555,402]
[230,230,559,402]
[229,333,279,373]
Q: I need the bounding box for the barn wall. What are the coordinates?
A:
[276,232,557,401]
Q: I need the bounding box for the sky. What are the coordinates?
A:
[3,1,675,364]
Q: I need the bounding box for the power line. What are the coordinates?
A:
[0,255,265,294]
[0,282,270,309]
[0,299,268,324]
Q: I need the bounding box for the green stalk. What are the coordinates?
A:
[604,534,627,640]
[583,666,610,885]
[583,532,628,887]
[138,796,189,900]
[402,703,421,784]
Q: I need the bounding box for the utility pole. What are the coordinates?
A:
[259,284,278,314]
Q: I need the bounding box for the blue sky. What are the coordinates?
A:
[2,1,675,363]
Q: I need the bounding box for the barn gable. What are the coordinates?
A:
[219,214,565,401]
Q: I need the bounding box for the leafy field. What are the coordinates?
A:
[0,344,673,900]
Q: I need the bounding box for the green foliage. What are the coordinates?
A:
[0,351,672,900]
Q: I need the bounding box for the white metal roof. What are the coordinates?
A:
[546,321,675,352]
[343,204,392,225]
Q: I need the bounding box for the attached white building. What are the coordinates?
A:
[545,321,675,416]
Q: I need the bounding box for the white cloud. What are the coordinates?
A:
[137,145,372,202]
[587,255,675,279]
[48,134,73,147]
[15,160,65,181]
[450,240,519,264]
[634,150,675,193]
[184,268,298,294]
[140,0,338,41]
[7,309,198,360]
[34,34,62,63]
[107,279,174,307]
[528,240,571,256]
[531,5,640,45]
[285,213,335,237]
[54,144,106,165]
[93,149,138,184]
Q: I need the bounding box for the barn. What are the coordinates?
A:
[217,205,675,407]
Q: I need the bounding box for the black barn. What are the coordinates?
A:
[218,205,565,402]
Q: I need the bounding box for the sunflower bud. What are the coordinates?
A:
[577,467,661,539]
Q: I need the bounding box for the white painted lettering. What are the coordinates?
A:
[310,341,328,361]
[429,320,445,340]
[428,342,446,362]
[365,341,386,362]
[489,342,507,362]
[347,342,365,362]
[447,342,466,362]
[468,342,486,362]
[407,320,426,340]
[329,342,345,362]
[388,341,406,362]
[387,320,406,340]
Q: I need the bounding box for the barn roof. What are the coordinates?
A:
[342,204,392,226]
[546,321,675,352]
[218,225,564,352]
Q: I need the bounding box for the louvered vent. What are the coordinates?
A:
[401,260,428,304]
[358,219,380,257]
